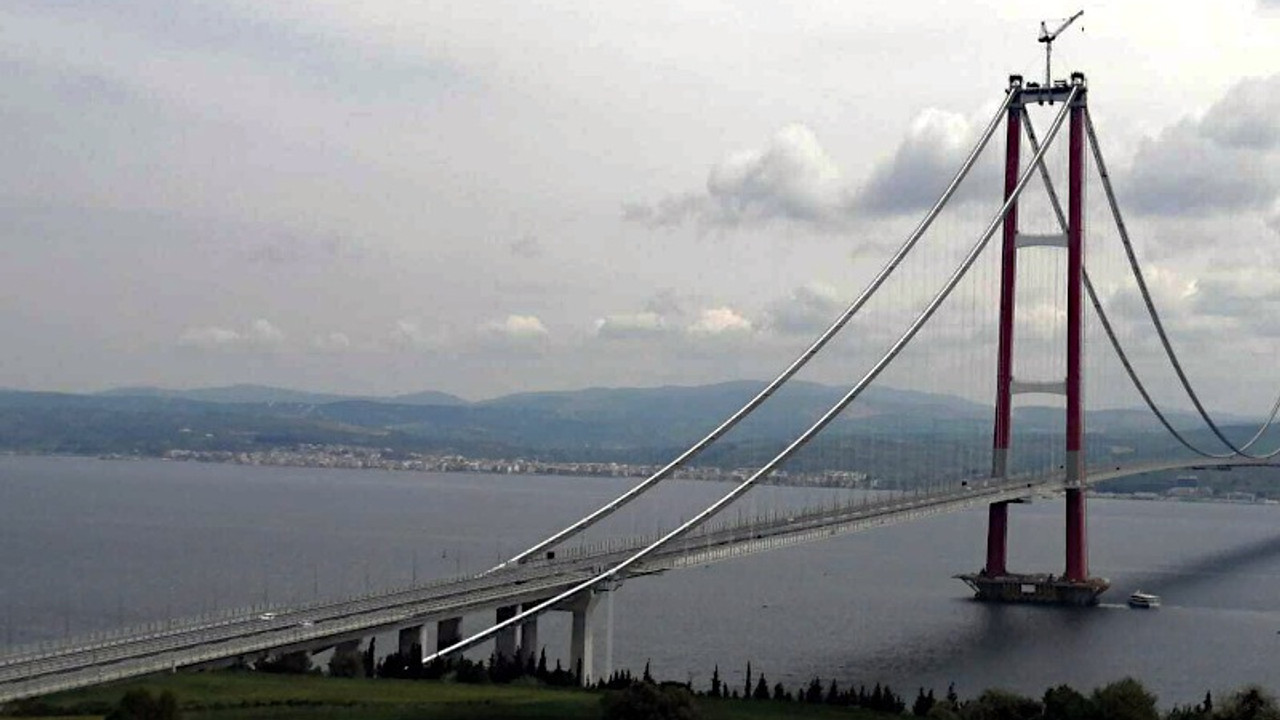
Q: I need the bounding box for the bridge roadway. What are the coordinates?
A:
[1,456,1271,703]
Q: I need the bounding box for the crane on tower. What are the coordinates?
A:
[1038,10,1084,88]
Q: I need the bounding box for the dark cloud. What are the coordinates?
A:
[854,109,987,215]
[1123,74,1280,216]
[1200,74,1280,150]
[764,282,845,334]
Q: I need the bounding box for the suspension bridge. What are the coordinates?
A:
[2,71,1277,703]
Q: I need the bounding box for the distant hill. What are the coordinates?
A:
[3,381,1265,472]
[98,384,466,407]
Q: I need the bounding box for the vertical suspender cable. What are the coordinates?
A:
[1084,112,1280,458]
[1024,112,1239,459]
[488,91,1020,572]
[425,88,1078,665]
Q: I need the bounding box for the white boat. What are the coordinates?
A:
[1127,591,1160,609]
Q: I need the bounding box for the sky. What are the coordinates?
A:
[1,0,1278,414]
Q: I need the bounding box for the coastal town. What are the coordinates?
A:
[157,443,872,489]
[150,443,1277,503]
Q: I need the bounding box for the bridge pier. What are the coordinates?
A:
[436,617,462,653]
[398,625,424,663]
[517,603,539,668]
[984,501,1009,577]
[494,605,518,661]
[1065,488,1087,581]
[567,593,597,685]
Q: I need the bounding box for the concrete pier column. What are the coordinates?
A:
[398,625,424,662]
[517,603,539,667]
[1065,488,1087,581]
[436,617,462,653]
[494,605,518,661]
[568,593,598,685]
[984,501,1009,576]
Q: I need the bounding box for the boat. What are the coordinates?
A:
[1127,591,1160,609]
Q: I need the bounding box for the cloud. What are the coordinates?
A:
[627,109,1000,231]
[312,331,351,352]
[1200,75,1280,150]
[1123,73,1280,216]
[482,314,549,341]
[687,306,754,336]
[177,318,285,350]
[594,311,667,339]
[389,319,438,350]
[1098,263,1280,343]
[854,108,982,215]
[624,124,856,230]
[621,193,706,229]
[764,282,844,334]
[177,326,241,349]
[1186,267,1280,338]
[508,234,543,259]
[247,319,284,344]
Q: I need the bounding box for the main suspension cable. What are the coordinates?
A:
[424,87,1078,665]
[1021,109,1232,459]
[1085,110,1280,458]
[487,89,1019,572]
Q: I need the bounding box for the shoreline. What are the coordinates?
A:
[5,449,1275,506]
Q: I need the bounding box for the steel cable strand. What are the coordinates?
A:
[423,88,1079,665]
[486,89,1020,573]
[1085,110,1280,458]
[1020,109,1231,458]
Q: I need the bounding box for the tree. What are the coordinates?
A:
[959,688,1041,720]
[804,678,824,704]
[1214,686,1280,720]
[258,651,312,675]
[1090,678,1158,720]
[803,678,823,704]
[744,662,753,700]
[773,682,788,701]
[914,687,937,717]
[754,675,771,700]
[644,660,654,684]
[1043,684,1091,720]
[710,665,722,698]
[105,689,180,720]
[602,682,700,720]
[328,647,362,678]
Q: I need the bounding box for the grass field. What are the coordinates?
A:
[5,671,898,720]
